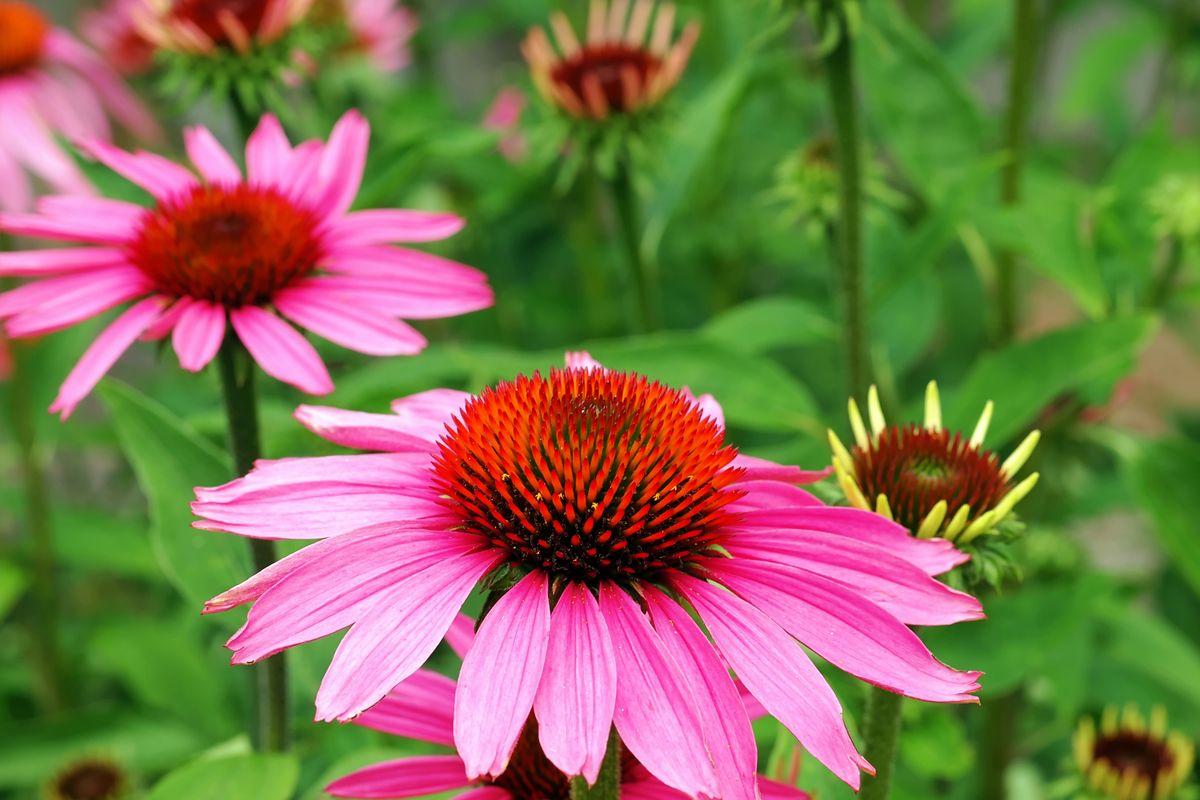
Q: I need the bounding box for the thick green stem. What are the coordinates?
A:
[995,0,1039,343]
[569,728,621,800]
[6,287,63,714]
[610,158,659,334]
[859,688,904,800]
[215,337,289,752]
[823,5,870,399]
[978,690,1020,800]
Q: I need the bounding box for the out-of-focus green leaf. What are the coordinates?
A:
[899,706,974,780]
[701,297,838,355]
[942,316,1158,445]
[0,560,27,620]
[97,380,246,618]
[145,753,298,800]
[1100,606,1200,714]
[1057,9,1158,136]
[1126,437,1200,597]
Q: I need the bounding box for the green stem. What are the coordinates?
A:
[823,2,870,400]
[610,157,659,334]
[1149,237,1184,309]
[995,0,1039,343]
[6,283,63,714]
[228,89,259,142]
[569,728,621,800]
[215,336,289,753]
[858,688,904,800]
[978,690,1020,800]
[577,163,614,336]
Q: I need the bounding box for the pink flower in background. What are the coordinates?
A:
[0,1,159,212]
[134,0,313,55]
[196,352,981,795]
[325,616,811,800]
[342,0,417,73]
[0,109,492,418]
[82,0,155,75]
[483,87,528,162]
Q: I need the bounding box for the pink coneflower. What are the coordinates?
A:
[340,0,417,73]
[0,109,492,418]
[483,87,528,162]
[0,1,158,212]
[134,0,313,56]
[83,0,156,75]
[196,353,982,795]
[326,616,811,800]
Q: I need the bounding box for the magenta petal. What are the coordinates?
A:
[715,560,981,703]
[642,586,758,800]
[274,290,426,356]
[77,138,196,200]
[354,668,456,746]
[732,453,832,484]
[619,783,690,800]
[229,305,333,395]
[184,125,242,185]
[327,209,466,245]
[49,296,163,419]
[0,247,127,276]
[293,405,440,453]
[315,548,503,721]
[455,571,550,779]
[597,583,717,798]
[4,268,152,337]
[326,755,471,799]
[172,300,225,372]
[246,114,293,188]
[728,480,823,510]
[445,612,476,658]
[672,572,870,791]
[315,110,369,218]
[760,777,813,800]
[298,275,495,320]
[534,581,616,784]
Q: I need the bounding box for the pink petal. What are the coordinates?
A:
[50,296,164,419]
[728,480,823,510]
[689,391,725,429]
[230,305,333,395]
[293,405,441,453]
[0,247,128,277]
[455,571,550,779]
[246,114,293,188]
[0,208,133,245]
[732,454,832,484]
[564,351,603,370]
[725,532,983,626]
[3,267,151,337]
[760,778,814,800]
[315,110,369,218]
[324,246,489,288]
[354,668,456,746]
[38,195,146,231]
[534,581,616,784]
[315,548,503,721]
[184,125,243,185]
[445,612,476,659]
[142,297,191,341]
[274,290,427,356]
[598,583,717,798]
[326,755,471,799]
[619,783,690,800]
[714,560,981,703]
[326,209,466,246]
[296,275,494,320]
[78,138,197,201]
[172,300,226,372]
[642,586,758,800]
[389,387,472,435]
[672,572,870,791]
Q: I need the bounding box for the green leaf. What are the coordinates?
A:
[1126,437,1200,598]
[0,560,27,620]
[1100,606,1200,714]
[145,753,298,800]
[701,297,838,355]
[97,380,247,617]
[942,316,1158,445]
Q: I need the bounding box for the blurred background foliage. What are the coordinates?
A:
[2,0,1200,798]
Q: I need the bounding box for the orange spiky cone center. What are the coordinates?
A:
[550,44,663,114]
[168,0,270,45]
[0,2,48,74]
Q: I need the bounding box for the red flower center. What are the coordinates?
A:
[53,759,123,800]
[1093,731,1175,794]
[128,184,323,307]
[0,2,48,74]
[433,368,743,583]
[550,44,663,114]
[852,424,1010,533]
[168,0,271,46]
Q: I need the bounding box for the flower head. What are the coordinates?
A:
[829,382,1040,545]
[484,87,528,162]
[1074,705,1194,800]
[47,756,127,800]
[196,353,982,795]
[325,618,812,800]
[83,0,156,75]
[0,110,492,418]
[522,0,699,121]
[135,0,313,56]
[0,1,158,211]
[334,0,417,73]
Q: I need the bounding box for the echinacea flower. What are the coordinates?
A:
[326,616,811,800]
[134,0,313,56]
[1074,705,1195,800]
[196,353,982,795]
[483,87,528,162]
[47,755,126,800]
[338,0,417,73]
[0,0,158,212]
[521,0,699,121]
[83,0,155,75]
[829,382,1040,545]
[0,109,491,418]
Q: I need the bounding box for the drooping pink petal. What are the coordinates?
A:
[314,110,369,218]
[445,612,476,659]
[354,668,456,746]
[3,267,151,337]
[184,125,243,185]
[296,275,495,320]
[732,453,832,484]
[0,247,128,277]
[37,195,146,232]
[49,296,164,419]
[274,290,426,356]
[455,571,550,779]
[725,532,983,626]
[323,246,488,288]
[326,209,466,246]
[642,586,758,800]
[597,582,717,798]
[293,405,440,453]
[230,305,333,395]
[672,572,870,791]
[315,548,504,721]
[0,209,132,245]
[534,581,616,784]
[172,300,226,372]
[760,777,813,800]
[619,783,689,800]
[325,756,471,799]
[713,560,981,703]
[78,138,197,200]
